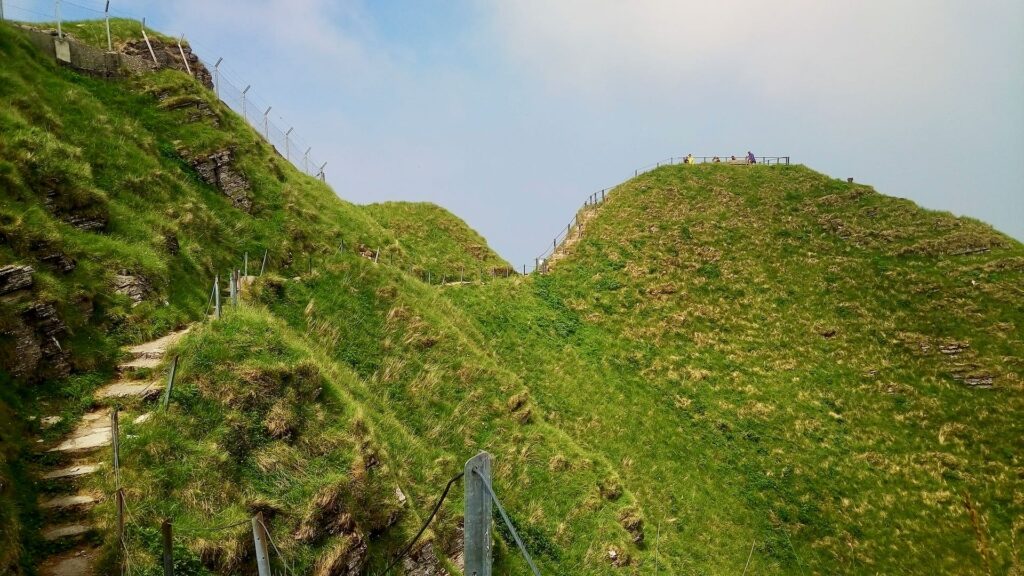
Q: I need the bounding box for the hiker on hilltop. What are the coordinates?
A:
[747,151,756,164]
[686,154,695,165]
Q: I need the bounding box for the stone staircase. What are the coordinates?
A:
[35,327,190,576]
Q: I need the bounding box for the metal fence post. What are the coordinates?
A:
[55,0,62,39]
[116,488,125,556]
[214,275,221,319]
[111,408,120,488]
[104,2,111,51]
[252,512,272,576]
[162,355,178,410]
[244,251,248,277]
[241,85,251,122]
[285,127,293,160]
[259,249,268,276]
[213,58,222,98]
[263,106,272,139]
[162,519,174,576]
[141,21,158,65]
[177,35,192,76]
[464,452,493,576]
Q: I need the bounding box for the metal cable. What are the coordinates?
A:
[472,468,542,576]
[355,471,465,576]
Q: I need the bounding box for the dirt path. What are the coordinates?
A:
[35,327,190,576]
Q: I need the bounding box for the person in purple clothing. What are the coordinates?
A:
[747,151,756,164]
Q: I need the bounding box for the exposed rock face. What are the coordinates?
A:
[402,542,450,576]
[8,302,71,381]
[42,190,109,232]
[122,38,214,89]
[113,273,151,305]
[0,264,34,295]
[39,250,77,273]
[188,149,252,212]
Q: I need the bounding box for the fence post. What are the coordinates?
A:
[177,35,192,76]
[303,147,311,174]
[241,85,251,122]
[55,0,62,39]
[285,127,293,160]
[103,2,111,51]
[111,408,120,488]
[162,519,174,576]
[213,58,222,98]
[263,106,272,140]
[116,489,125,560]
[162,355,178,410]
[141,24,158,65]
[244,252,248,277]
[374,248,379,264]
[230,270,238,307]
[214,275,221,319]
[251,512,272,576]
[464,452,493,576]
[260,250,268,276]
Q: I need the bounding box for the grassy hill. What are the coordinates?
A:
[447,165,1023,574]
[2,18,1022,576]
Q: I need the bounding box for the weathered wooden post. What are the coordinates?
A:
[162,355,178,410]
[252,512,272,576]
[464,452,493,576]
[162,519,174,576]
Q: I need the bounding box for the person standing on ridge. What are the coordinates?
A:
[747,151,756,164]
[686,153,695,165]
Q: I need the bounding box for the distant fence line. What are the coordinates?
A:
[2,0,330,181]
[532,155,792,266]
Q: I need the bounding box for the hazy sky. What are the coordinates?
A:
[13,0,1024,266]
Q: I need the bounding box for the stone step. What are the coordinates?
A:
[48,410,111,453]
[118,356,161,370]
[42,463,101,480]
[124,327,190,361]
[41,523,94,541]
[40,494,101,511]
[38,546,99,576]
[94,380,161,400]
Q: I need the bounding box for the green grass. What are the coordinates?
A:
[2,18,1023,576]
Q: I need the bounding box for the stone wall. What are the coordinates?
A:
[16,25,212,87]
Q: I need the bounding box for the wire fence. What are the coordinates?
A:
[532,155,792,265]
[1,0,330,180]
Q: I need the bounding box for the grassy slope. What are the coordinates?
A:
[3,18,1022,576]
[0,21,624,576]
[446,165,1024,574]
[364,202,509,278]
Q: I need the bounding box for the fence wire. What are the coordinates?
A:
[4,0,330,181]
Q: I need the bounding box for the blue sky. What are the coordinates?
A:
[10,0,1024,267]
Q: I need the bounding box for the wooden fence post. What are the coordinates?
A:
[464,452,493,576]
[162,519,174,576]
[252,512,272,576]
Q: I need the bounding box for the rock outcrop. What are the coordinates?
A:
[0,264,33,295]
[187,149,252,212]
[8,301,71,381]
[122,38,213,89]
[113,273,151,306]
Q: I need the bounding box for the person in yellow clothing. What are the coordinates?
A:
[685,153,695,164]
